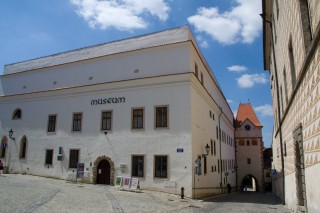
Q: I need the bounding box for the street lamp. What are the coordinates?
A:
[9,129,13,139]
[202,144,210,157]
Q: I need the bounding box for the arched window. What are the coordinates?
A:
[12,108,22,120]
[0,136,8,158]
[19,136,27,159]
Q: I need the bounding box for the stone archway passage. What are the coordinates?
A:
[93,156,115,185]
[241,174,259,192]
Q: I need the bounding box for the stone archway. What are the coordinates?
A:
[93,155,115,185]
[241,174,259,192]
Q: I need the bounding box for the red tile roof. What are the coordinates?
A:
[236,103,262,127]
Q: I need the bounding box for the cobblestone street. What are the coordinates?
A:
[0,174,290,213]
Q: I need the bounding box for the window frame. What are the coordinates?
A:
[154,105,169,129]
[131,108,144,130]
[47,114,57,133]
[45,149,54,165]
[101,110,112,132]
[72,112,83,132]
[19,136,27,159]
[12,108,22,120]
[154,155,168,179]
[69,149,80,169]
[131,155,145,178]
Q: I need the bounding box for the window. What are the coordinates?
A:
[284,142,287,157]
[283,69,289,104]
[154,155,167,178]
[132,155,144,177]
[246,140,250,146]
[47,115,57,133]
[289,37,297,89]
[0,137,7,158]
[132,108,144,129]
[211,140,213,155]
[298,0,312,50]
[252,140,258,145]
[72,113,82,132]
[19,136,27,159]
[210,110,212,118]
[212,113,215,120]
[200,72,204,84]
[12,108,22,120]
[218,160,220,173]
[69,149,79,169]
[216,126,219,139]
[204,156,207,174]
[101,111,112,131]
[195,63,198,78]
[45,149,54,165]
[214,141,216,155]
[155,106,168,128]
[239,140,245,146]
[247,158,251,164]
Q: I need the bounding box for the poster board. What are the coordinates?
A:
[115,176,123,187]
[77,163,85,178]
[131,178,139,190]
[123,177,131,189]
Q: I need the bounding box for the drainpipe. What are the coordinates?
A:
[218,107,223,194]
[261,13,285,205]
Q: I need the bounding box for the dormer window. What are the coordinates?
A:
[12,109,22,120]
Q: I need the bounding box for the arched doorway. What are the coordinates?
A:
[97,160,110,184]
[93,155,115,185]
[241,174,259,192]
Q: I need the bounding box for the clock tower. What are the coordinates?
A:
[235,103,264,192]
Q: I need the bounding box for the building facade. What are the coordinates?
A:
[0,26,236,198]
[262,0,320,212]
[235,103,264,192]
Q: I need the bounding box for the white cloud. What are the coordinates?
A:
[227,99,233,103]
[254,104,273,117]
[228,65,247,72]
[237,73,268,88]
[187,0,261,45]
[196,35,209,48]
[70,0,170,30]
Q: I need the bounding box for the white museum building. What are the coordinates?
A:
[0,26,235,198]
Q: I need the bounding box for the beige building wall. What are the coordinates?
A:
[262,0,320,212]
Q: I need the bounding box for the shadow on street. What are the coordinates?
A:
[203,191,283,205]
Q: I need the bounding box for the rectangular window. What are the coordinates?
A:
[210,110,212,118]
[246,140,250,146]
[214,141,216,155]
[195,63,198,78]
[210,139,213,155]
[45,149,54,165]
[200,72,204,84]
[69,149,79,169]
[216,126,219,139]
[72,113,82,132]
[218,160,220,173]
[132,155,144,177]
[155,106,168,128]
[284,142,287,157]
[204,156,207,174]
[47,115,57,133]
[154,155,167,178]
[132,108,144,129]
[239,140,245,146]
[101,111,112,131]
[247,158,251,164]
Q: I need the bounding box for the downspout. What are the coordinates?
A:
[218,107,223,194]
[261,13,285,205]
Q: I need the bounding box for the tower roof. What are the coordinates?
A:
[236,103,262,127]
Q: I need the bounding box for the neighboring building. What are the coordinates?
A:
[262,0,320,212]
[0,26,236,198]
[235,103,264,192]
[263,148,272,192]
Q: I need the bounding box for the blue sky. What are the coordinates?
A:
[0,0,273,147]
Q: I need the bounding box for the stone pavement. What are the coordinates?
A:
[0,174,290,213]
